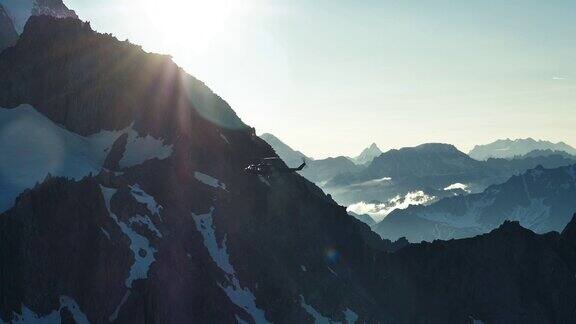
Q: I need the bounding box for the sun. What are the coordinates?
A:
[143,0,251,53]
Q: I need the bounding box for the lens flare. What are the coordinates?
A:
[325,247,339,264]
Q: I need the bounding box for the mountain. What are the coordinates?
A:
[260,133,362,184]
[469,138,576,160]
[301,156,361,184]
[0,0,77,34]
[520,149,575,159]
[260,133,310,167]
[326,143,576,205]
[348,211,376,226]
[2,15,576,323]
[374,164,576,242]
[351,143,382,165]
[0,4,17,51]
[362,143,483,180]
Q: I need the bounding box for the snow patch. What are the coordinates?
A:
[129,184,163,219]
[59,296,90,324]
[0,106,171,212]
[129,215,162,238]
[10,296,89,324]
[192,208,268,323]
[109,290,131,322]
[101,186,156,288]
[469,316,485,324]
[300,296,332,324]
[443,183,471,193]
[343,308,359,324]
[119,129,172,168]
[0,105,122,212]
[192,208,234,274]
[194,172,227,190]
[100,227,111,240]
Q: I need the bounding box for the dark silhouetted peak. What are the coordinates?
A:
[0,15,246,139]
[494,219,524,234]
[470,138,576,160]
[260,133,309,167]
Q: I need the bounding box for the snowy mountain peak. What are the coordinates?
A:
[469,138,576,160]
[352,142,382,165]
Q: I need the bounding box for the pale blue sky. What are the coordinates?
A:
[66,0,575,158]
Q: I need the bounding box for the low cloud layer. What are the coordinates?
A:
[347,191,436,223]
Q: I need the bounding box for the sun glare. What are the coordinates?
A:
[143,0,251,53]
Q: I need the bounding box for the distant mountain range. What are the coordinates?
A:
[374,164,576,242]
[260,133,380,184]
[261,135,576,219]
[469,138,576,160]
[261,133,382,166]
[328,143,576,205]
[260,133,309,167]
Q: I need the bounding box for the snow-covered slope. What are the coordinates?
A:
[374,164,576,242]
[0,104,172,212]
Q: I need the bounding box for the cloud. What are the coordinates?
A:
[443,183,471,193]
[552,76,566,80]
[347,190,436,223]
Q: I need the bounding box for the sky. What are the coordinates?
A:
[66,0,575,158]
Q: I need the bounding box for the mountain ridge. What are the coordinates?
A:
[469,138,576,160]
[374,163,576,242]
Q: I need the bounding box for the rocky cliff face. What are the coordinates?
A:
[1,16,576,324]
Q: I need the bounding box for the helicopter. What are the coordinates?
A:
[244,157,306,176]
